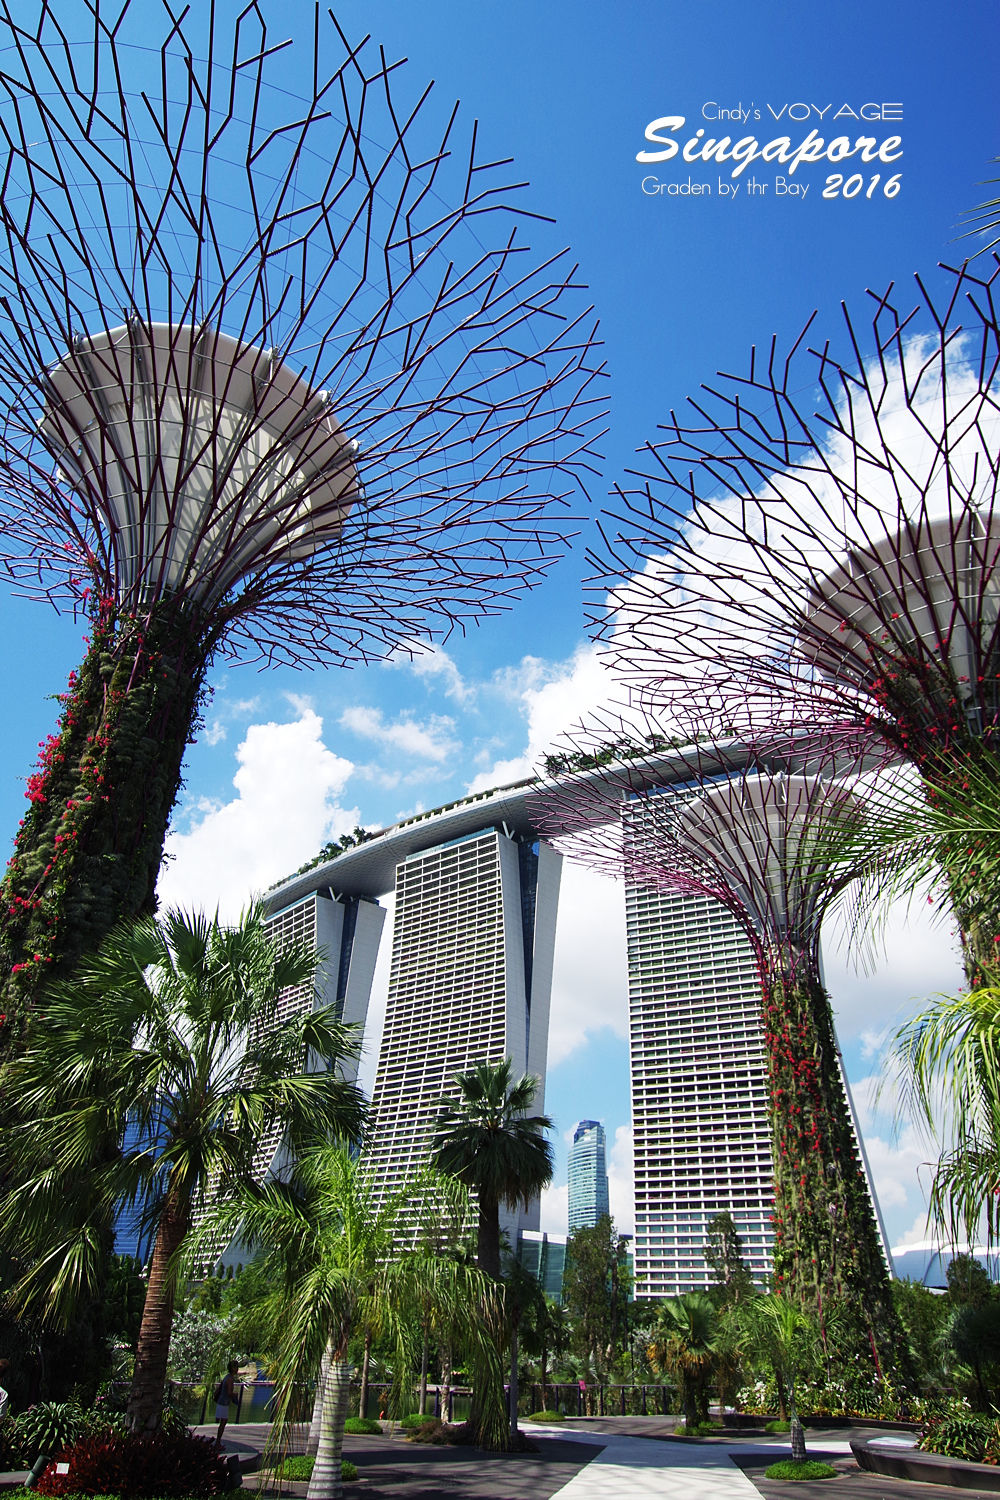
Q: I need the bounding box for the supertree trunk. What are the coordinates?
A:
[764,955,908,1384]
[0,601,216,1050]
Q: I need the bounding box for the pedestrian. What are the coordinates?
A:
[214,1360,241,1447]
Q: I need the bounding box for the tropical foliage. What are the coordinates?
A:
[561,1215,631,1381]
[199,1144,504,1498]
[0,905,365,1432]
[431,1060,553,1281]
[431,1058,553,1449]
[885,985,1000,1246]
[646,1292,718,1428]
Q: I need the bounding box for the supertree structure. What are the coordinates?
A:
[592,261,1000,972]
[536,712,910,1383]
[0,1,606,1045]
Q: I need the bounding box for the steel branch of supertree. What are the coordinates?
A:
[590,260,1000,983]
[0,0,607,1043]
[592,261,1000,772]
[534,707,909,1379]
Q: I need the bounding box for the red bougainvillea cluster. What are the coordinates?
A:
[0,599,217,1050]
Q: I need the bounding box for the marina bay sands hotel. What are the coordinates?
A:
[261,743,885,1296]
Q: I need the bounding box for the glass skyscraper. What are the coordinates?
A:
[567,1118,611,1231]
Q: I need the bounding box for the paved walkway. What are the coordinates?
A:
[12,1419,988,1500]
[534,1425,768,1497]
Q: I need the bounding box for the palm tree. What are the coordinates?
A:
[728,1295,818,1460]
[431,1059,553,1448]
[647,1292,719,1429]
[814,749,1000,1246]
[206,1145,502,1500]
[885,985,1000,1247]
[0,904,365,1431]
[430,1059,554,1281]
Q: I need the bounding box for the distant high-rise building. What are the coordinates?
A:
[363,826,562,1242]
[567,1119,610,1232]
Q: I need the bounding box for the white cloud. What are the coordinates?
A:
[467,643,621,793]
[158,708,358,919]
[848,1070,939,1246]
[894,1209,934,1250]
[608,1124,634,1234]
[823,893,965,1048]
[540,1181,568,1234]
[391,642,473,704]
[547,861,628,1066]
[340,705,458,762]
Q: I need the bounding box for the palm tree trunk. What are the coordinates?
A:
[127,1188,190,1431]
[540,1335,548,1410]
[773,1362,788,1421]
[307,1345,332,1457]
[358,1329,372,1420]
[476,1193,501,1281]
[508,1324,519,1444]
[681,1373,698,1429]
[306,1345,351,1500]
[418,1324,429,1416]
[439,1341,453,1422]
[790,1409,807,1461]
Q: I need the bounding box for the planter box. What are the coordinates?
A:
[851,1438,1000,1491]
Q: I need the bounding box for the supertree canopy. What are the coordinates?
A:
[536,715,910,1383]
[0,1,606,1043]
[592,260,999,973]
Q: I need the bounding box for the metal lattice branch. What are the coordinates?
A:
[0,0,607,667]
[534,704,868,971]
[0,0,606,1045]
[592,261,1000,763]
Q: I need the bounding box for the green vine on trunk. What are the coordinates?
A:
[0,600,217,1053]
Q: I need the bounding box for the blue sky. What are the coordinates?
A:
[1,0,996,1250]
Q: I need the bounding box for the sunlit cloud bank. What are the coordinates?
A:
[158,706,359,919]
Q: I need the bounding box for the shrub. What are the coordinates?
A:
[404,1418,449,1444]
[266,1455,314,1480]
[919,1414,999,1463]
[33,1427,234,1497]
[14,1404,87,1466]
[342,1417,381,1435]
[764,1420,791,1434]
[341,1461,358,1481]
[527,1411,564,1423]
[0,1415,21,1469]
[397,1414,435,1431]
[764,1459,837,1480]
[677,1421,717,1437]
[986,1426,1000,1466]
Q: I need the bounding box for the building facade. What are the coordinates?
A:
[517,1229,568,1301]
[567,1119,610,1232]
[187,887,384,1269]
[249,889,385,1183]
[363,826,561,1241]
[626,880,775,1297]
